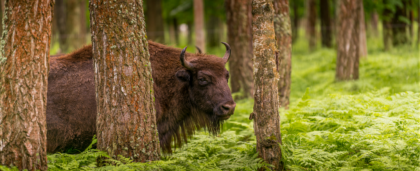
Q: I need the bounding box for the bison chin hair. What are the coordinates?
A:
[160,108,224,154]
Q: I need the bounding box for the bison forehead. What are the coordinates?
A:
[189,56,226,73]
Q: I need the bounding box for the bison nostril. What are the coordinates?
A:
[221,105,230,111]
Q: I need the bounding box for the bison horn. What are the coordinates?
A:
[221,42,231,62]
[180,46,194,70]
[195,46,202,54]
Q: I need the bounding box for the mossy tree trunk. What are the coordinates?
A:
[89,0,160,162]
[0,0,54,170]
[225,0,254,99]
[145,0,164,43]
[194,0,205,52]
[359,0,367,57]
[273,0,292,109]
[320,0,332,48]
[336,0,360,81]
[251,0,282,170]
[306,0,317,51]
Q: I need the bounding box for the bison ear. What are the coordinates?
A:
[175,70,190,82]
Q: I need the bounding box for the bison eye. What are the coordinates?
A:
[198,78,208,86]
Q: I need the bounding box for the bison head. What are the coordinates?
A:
[175,43,236,129]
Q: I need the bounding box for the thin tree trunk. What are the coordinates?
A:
[392,0,409,46]
[79,0,86,45]
[169,19,176,45]
[359,0,367,57]
[370,11,379,36]
[173,18,179,45]
[0,1,53,170]
[187,22,193,45]
[273,0,292,109]
[0,0,4,37]
[320,0,332,48]
[146,0,164,43]
[291,0,299,42]
[382,0,393,51]
[55,0,66,53]
[225,0,253,100]
[89,0,160,162]
[336,0,360,81]
[251,0,282,170]
[206,15,222,48]
[194,0,205,52]
[306,0,317,51]
[408,0,413,39]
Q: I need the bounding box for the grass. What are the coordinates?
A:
[1,30,419,170]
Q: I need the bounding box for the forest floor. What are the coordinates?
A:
[1,35,419,170]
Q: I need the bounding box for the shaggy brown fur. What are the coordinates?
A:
[47,41,235,153]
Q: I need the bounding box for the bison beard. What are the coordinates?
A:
[47,41,235,153]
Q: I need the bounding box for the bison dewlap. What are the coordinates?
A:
[47,41,236,153]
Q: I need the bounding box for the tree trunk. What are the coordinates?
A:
[359,0,367,57]
[273,0,292,109]
[89,0,160,162]
[187,22,193,45]
[206,15,222,48]
[336,0,360,81]
[169,19,176,45]
[251,0,282,170]
[320,0,332,48]
[382,0,393,51]
[291,0,299,42]
[65,0,80,52]
[0,1,53,170]
[370,11,379,36]
[145,0,164,43]
[54,0,66,53]
[173,18,179,45]
[194,0,205,52]
[391,0,409,46]
[306,0,317,51]
[79,0,87,45]
[225,0,253,100]
[0,0,4,37]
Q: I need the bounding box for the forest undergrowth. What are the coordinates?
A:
[1,36,419,171]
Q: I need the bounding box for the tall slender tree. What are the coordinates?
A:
[306,0,317,50]
[0,0,4,37]
[79,0,87,45]
[320,0,332,48]
[146,0,165,43]
[194,0,205,52]
[0,1,54,170]
[370,11,379,36]
[359,0,367,57]
[250,0,282,170]
[225,0,253,99]
[382,0,393,51]
[89,0,160,162]
[336,0,360,81]
[273,0,292,108]
[392,0,409,45]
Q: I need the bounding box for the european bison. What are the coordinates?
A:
[47,41,236,153]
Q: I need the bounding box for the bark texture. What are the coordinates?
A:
[251,0,282,170]
[145,0,164,43]
[320,0,332,48]
[359,0,367,57]
[306,0,317,51]
[336,0,360,81]
[225,0,254,99]
[0,0,53,170]
[89,0,160,162]
[273,0,291,108]
[194,0,205,52]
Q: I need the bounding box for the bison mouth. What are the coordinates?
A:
[218,114,232,120]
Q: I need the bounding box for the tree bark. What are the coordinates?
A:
[273,0,292,109]
[225,0,253,99]
[145,0,164,43]
[79,0,87,45]
[194,0,205,52]
[391,0,409,46]
[251,0,282,170]
[359,0,367,57]
[89,0,160,162]
[336,0,360,81]
[382,0,393,51]
[306,0,317,51]
[0,0,4,37]
[320,0,332,48]
[0,1,53,170]
[187,22,193,45]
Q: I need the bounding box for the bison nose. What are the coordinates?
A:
[221,103,236,114]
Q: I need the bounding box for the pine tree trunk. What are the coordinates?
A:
[206,15,222,48]
[320,0,332,48]
[391,0,409,46]
[194,0,205,52]
[0,1,53,170]
[65,0,80,52]
[145,0,164,43]
[79,0,87,45]
[273,0,292,109]
[89,0,160,162]
[382,0,393,51]
[168,19,176,45]
[336,0,360,81]
[359,0,367,57]
[251,0,282,170]
[225,0,254,99]
[306,0,317,51]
